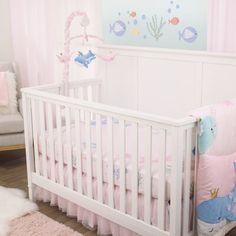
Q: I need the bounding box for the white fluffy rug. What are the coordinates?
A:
[0,186,38,236]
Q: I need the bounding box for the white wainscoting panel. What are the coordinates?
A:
[202,63,236,105]
[138,58,202,118]
[97,45,236,118]
[103,55,138,110]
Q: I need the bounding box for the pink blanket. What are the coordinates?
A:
[0,72,8,106]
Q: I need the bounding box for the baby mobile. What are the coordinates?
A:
[57,11,116,94]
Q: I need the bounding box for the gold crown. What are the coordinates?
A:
[210,188,219,199]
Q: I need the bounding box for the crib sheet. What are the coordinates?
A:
[37,119,193,200]
[38,119,173,162]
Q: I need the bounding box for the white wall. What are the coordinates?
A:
[0,0,13,61]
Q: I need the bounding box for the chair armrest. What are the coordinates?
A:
[18,98,23,117]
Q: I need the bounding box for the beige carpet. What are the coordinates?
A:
[9,212,83,236]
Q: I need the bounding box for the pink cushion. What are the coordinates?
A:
[197,152,236,206]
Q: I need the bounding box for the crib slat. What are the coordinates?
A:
[74,88,79,98]
[170,127,184,236]
[144,126,152,223]
[56,105,64,186]
[85,111,93,198]
[96,114,103,202]
[39,101,47,178]
[157,129,167,229]
[47,103,56,182]
[75,109,82,194]
[119,120,126,213]
[65,107,73,189]
[31,99,40,175]
[107,117,114,208]
[83,86,88,101]
[183,129,192,235]
[97,84,101,103]
[132,123,138,218]
[70,88,75,98]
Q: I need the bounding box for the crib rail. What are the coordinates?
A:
[22,83,197,236]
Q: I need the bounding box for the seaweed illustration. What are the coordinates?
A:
[146,15,166,41]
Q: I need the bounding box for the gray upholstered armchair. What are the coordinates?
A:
[0,62,24,151]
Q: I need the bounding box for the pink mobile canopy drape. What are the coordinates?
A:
[208,0,236,53]
[9,0,102,87]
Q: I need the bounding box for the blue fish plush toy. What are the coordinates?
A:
[74,50,96,68]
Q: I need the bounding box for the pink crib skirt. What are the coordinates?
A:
[35,160,171,236]
[35,186,170,236]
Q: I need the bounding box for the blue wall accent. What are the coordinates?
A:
[102,0,208,51]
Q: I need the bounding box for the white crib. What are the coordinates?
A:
[22,78,197,236]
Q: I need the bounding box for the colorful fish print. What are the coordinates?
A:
[129,11,137,17]
[198,116,217,155]
[131,28,140,36]
[109,20,126,37]
[169,17,180,25]
[74,50,96,68]
[179,26,198,43]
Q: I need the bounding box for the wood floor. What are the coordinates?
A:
[1,149,236,236]
[0,150,97,236]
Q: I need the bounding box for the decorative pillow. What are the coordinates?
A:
[0,71,18,114]
[196,153,236,235]
[197,153,236,205]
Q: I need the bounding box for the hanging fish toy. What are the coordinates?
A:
[179,26,198,43]
[109,20,126,37]
[74,50,96,68]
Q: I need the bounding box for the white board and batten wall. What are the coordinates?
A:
[97,44,236,119]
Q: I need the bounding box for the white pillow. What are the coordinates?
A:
[0,71,18,114]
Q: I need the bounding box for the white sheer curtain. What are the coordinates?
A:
[208,0,236,53]
[10,0,102,87]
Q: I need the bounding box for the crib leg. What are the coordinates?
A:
[28,184,34,201]
[22,94,35,202]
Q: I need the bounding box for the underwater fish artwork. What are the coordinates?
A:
[141,14,146,20]
[74,50,96,68]
[109,20,126,37]
[169,17,180,25]
[133,19,138,25]
[131,28,140,36]
[129,11,137,17]
[179,26,198,43]
[146,15,166,41]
